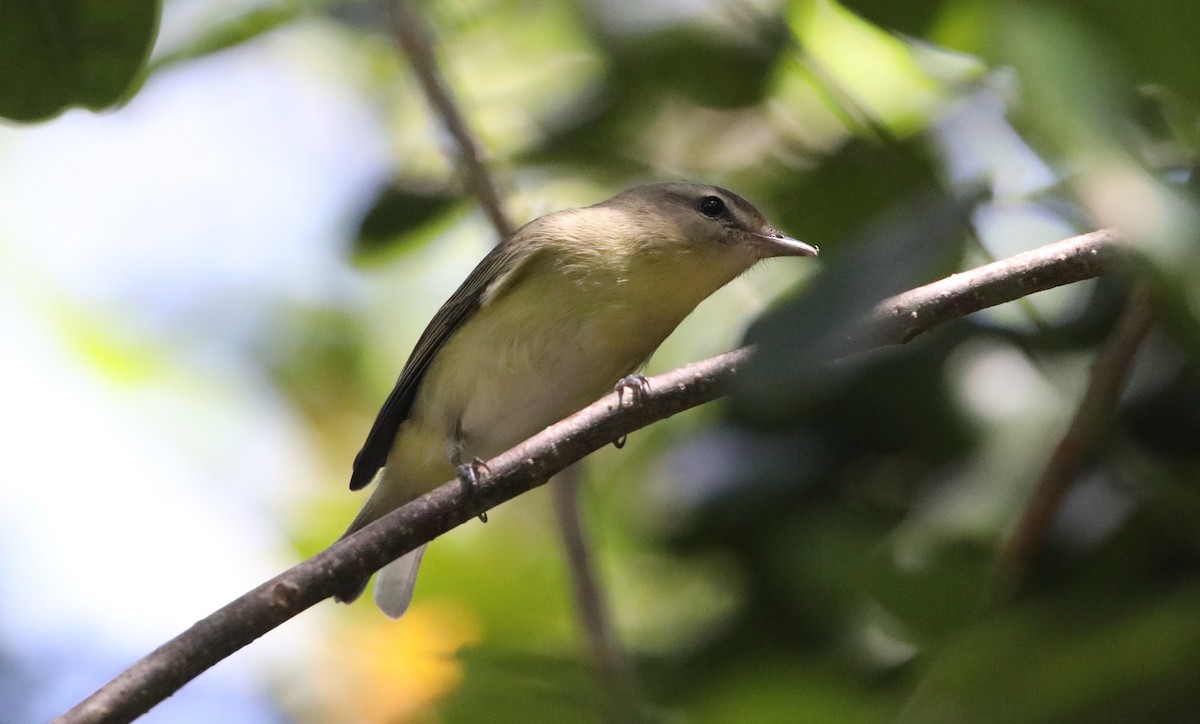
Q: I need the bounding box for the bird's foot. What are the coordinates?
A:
[614,374,649,407]
[612,374,650,449]
[456,457,491,523]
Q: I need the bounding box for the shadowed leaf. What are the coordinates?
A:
[0,0,160,121]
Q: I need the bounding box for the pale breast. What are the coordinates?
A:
[419,275,663,459]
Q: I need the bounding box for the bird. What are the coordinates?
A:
[335,182,818,617]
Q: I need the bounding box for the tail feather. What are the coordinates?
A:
[332,470,419,608]
[334,462,439,616]
[374,544,428,618]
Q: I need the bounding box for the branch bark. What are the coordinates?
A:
[386,0,513,237]
[57,228,1126,724]
[551,466,646,721]
[989,282,1155,605]
[845,228,1120,352]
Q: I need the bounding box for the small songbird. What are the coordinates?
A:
[336,182,817,617]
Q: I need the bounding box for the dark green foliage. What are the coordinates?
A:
[355,181,463,258]
[0,0,159,121]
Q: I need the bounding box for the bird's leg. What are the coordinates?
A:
[450,419,489,523]
[611,374,650,449]
[456,457,491,523]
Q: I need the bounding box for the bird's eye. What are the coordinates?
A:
[699,195,726,218]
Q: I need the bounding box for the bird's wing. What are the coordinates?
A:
[349,240,530,490]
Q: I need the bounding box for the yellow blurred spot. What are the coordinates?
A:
[317,598,483,723]
[54,306,162,386]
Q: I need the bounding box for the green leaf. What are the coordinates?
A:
[149,4,302,72]
[0,0,160,122]
[605,24,786,109]
[901,587,1200,723]
[439,649,608,724]
[1061,0,1200,104]
[354,181,463,258]
[838,0,948,36]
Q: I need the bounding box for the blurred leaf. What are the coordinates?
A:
[518,14,790,175]
[438,649,609,724]
[993,274,1129,354]
[1123,354,1200,461]
[150,4,303,71]
[770,511,900,625]
[687,657,895,724]
[0,0,160,121]
[786,0,956,137]
[518,86,653,175]
[837,0,948,35]
[603,24,786,109]
[431,0,607,162]
[947,3,1131,154]
[901,587,1200,723]
[1060,0,1200,103]
[316,601,484,723]
[254,304,371,457]
[809,335,976,460]
[767,139,942,255]
[354,181,463,257]
[734,191,977,425]
[872,539,990,643]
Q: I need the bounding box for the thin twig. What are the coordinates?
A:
[57,229,1125,724]
[967,230,1052,331]
[385,0,513,238]
[551,467,646,722]
[844,228,1119,353]
[989,283,1155,606]
[385,0,630,699]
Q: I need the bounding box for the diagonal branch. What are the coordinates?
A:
[386,0,514,238]
[57,228,1126,724]
[845,228,1120,352]
[989,283,1155,605]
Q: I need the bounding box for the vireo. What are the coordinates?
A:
[336,182,817,617]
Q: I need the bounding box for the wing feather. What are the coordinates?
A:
[348,239,529,490]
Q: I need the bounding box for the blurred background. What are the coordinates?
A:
[3,0,1200,721]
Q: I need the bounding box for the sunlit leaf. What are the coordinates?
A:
[150,4,302,71]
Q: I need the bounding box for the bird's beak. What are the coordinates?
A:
[753,230,819,258]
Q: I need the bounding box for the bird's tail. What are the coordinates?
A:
[373,544,427,618]
[332,478,427,618]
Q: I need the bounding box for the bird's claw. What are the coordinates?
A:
[614,374,649,408]
[611,374,649,449]
[456,457,491,523]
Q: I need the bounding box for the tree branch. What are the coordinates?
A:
[845,228,1120,352]
[551,466,646,720]
[58,228,1126,724]
[386,0,514,237]
[989,282,1155,605]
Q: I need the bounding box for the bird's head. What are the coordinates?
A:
[597,182,818,262]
